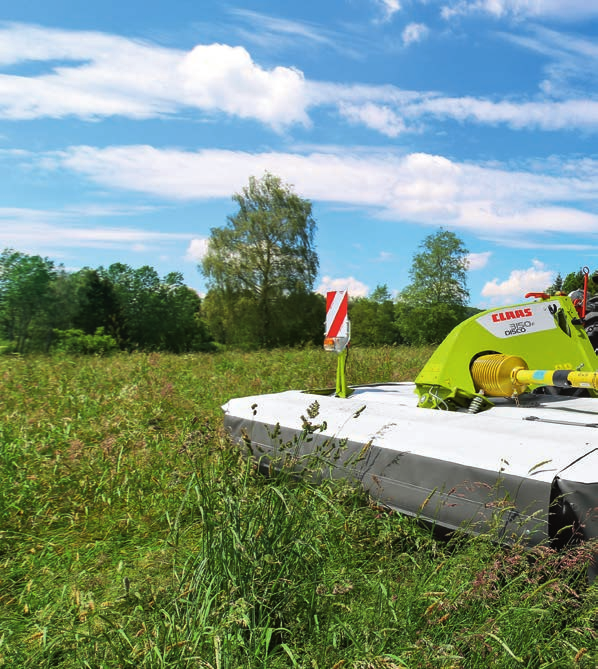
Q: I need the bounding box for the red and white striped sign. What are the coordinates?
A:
[326,290,349,340]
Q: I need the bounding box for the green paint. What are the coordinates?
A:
[415,295,598,410]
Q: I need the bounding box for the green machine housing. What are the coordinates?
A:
[415,295,598,411]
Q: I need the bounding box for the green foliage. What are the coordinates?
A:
[396,301,469,345]
[546,272,564,294]
[401,228,469,306]
[562,270,585,294]
[0,248,59,352]
[0,349,596,669]
[52,327,119,355]
[558,269,598,296]
[0,249,214,354]
[369,284,392,303]
[71,268,121,335]
[276,289,325,346]
[202,173,319,348]
[398,229,470,345]
[202,288,265,349]
[350,285,400,346]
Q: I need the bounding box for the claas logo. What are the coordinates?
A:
[491,307,533,323]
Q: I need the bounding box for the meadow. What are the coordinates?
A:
[1,347,597,668]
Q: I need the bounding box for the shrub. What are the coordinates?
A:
[52,327,119,355]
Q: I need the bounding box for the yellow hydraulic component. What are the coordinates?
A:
[471,354,598,397]
[470,354,528,397]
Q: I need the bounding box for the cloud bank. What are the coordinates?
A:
[317,275,369,297]
[2,22,598,134]
[38,145,598,251]
[481,260,554,302]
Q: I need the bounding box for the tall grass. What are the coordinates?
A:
[0,347,597,668]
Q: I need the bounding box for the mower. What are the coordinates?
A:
[222,286,598,550]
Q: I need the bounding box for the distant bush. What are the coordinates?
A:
[52,327,119,355]
[0,339,19,355]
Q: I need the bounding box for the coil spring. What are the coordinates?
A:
[468,394,485,414]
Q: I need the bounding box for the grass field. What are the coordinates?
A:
[1,347,597,668]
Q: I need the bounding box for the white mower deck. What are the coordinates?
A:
[223,383,598,546]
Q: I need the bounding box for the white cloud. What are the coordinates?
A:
[316,275,369,297]
[0,23,309,128]
[402,23,429,47]
[55,145,252,199]
[440,0,598,22]
[230,9,334,45]
[441,0,510,20]
[501,26,598,98]
[0,22,136,66]
[0,207,190,250]
[377,0,402,22]
[185,238,209,262]
[3,22,598,135]
[45,145,598,248]
[466,251,492,270]
[228,9,361,57]
[0,23,181,120]
[481,260,554,302]
[338,102,406,137]
[178,44,308,129]
[409,95,598,132]
[313,82,598,134]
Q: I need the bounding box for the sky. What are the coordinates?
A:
[2,0,598,307]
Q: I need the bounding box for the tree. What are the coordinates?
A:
[158,273,213,352]
[370,284,393,303]
[350,284,400,346]
[559,269,598,296]
[100,263,212,352]
[72,269,120,336]
[201,173,319,347]
[397,229,469,345]
[275,289,325,347]
[562,271,584,294]
[0,249,58,352]
[545,272,564,294]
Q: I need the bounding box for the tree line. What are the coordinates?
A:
[6,172,552,355]
[0,250,212,354]
[0,247,470,355]
[545,270,598,296]
[0,234,471,355]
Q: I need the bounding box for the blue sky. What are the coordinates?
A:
[2,0,598,307]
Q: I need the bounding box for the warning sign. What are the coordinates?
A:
[325,291,350,351]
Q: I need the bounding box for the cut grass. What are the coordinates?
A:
[0,347,597,668]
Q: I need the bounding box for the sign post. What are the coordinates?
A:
[324,290,351,397]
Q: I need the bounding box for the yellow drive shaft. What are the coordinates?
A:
[470,354,598,397]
